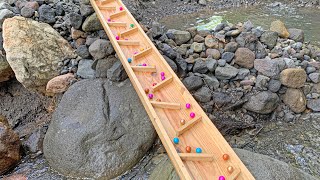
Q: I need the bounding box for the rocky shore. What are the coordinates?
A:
[0,0,319,179]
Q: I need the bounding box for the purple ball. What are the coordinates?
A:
[186,103,191,109]
[161,76,166,81]
[148,94,153,99]
[160,72,165,76]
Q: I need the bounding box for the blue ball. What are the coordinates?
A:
[173,137,179,144]
[196,148,202,153]
[128,58,132,63]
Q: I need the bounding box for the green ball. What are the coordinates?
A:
[130,24,134,28]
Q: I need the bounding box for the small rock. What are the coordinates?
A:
[270,20,290,38]
[243,91,279,114]
[221,52,234,63]
[38,4,55,24]
[212,92,232,107]
[89,39,114,60]
[308,73,320,83]
[77,59,95,79]
[194,87,211,102]
[254,58,286,78]
[186,27,197,38]
[163,55,178,73]
[20,6,35,18]
[206,49,220,59]
[193,34,205,42]
[151,22,165,38]
[76,45,90,58]
[284,58,296,68]
[193,58,208,74]
[307,99,320,112]
[24,1,39,10]
[236,32,257,51]
[234,48,255,69]
[198,0,206,6]
[46,73,76,94]
[206,58,217,72]
[260,31,278,49]
[256,75,270,90]
[215,64,239,80]
[202,74,219,90]
[107,61,128,82]
[217,59,226,66]
[94,56,117,78]
[68,13,83,29]
[0,9,14,29]
[171,30,191,45]
[224,42,238,52]
[159,43,177,59]
[191,42,205,53]
[268,79,282,92]
[288,28,304,42]
[22,129,42,153]
[283,88,306,113]
[182,75,203,91]
[82,13,103,32]
[280,68,307,88]
[205,35,218,48]
[236,68,250,80]
[80,4,94,16]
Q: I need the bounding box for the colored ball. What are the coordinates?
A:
[227,166,234,173]
[186,103,191,109]
[218,176,226,180]
[160,72,165,76]
[186,146,191,153]
[130,24,134,28]
[116,36,120,40]
[180,119,185,125]
[134,51,138,54]
[107,18,111,22]
[144,88,149,94]
[140,47,144,51]
[148,94,153,99]
[222,154,229,161]
[119,6,123,11]
[142,63,147,66]
[173,137,179,144]
[127,58,132,63]
[196,148,202,153]
[190,112,195,118]
[161,76,166,81]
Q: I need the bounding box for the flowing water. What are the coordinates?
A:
[160,3,320,46]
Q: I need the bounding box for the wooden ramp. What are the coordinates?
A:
[90,0,255,179]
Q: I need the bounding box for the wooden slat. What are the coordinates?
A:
[176,116,202,136]
[131,66,156,72]
[117,40,140,46]
[110,10,126,19]
[179,153,215,162]
[152,76,173,92]
[229,168,241,180]
[99,6,116,10]
[121,27,138,37]
[107,22,127,27]
[133,47,152,61]
[100,0,113,5]
[151,101,181,110]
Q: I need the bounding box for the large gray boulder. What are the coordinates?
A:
[44,79,156,179]
[243,91,279,114]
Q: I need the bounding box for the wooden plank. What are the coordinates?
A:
[121,27,138,37]
[133,47,152,60]
[176,116,202,136]
[110,10,126,19]
[131,66,156,72]
[99,6,116,10]
[117,40,140,46]
[100,0,113,5]
[107,22,127,27]
[152,76,173,92]
[229,168,241,180]
[179,153,215,162]
[151,101,181,110]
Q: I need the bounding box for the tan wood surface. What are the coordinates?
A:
[90,0,255,179]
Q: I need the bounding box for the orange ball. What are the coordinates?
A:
[227,166,234,173]
[222,154,229,161]
[180,119,185,125]
[144,88,149,94]
[186,146,191,153]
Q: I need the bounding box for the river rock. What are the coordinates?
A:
[308,73,320,83]
[3,16,77,93]
[77,59,95,79]
[283,88,306,113]
[94,56,118,78]
[65,12,83,29]
[221,52,234,63]
[270,20,290,38]
[260,31,278,49]
[46,73,75,94]
[254,58,286,78]
[234,48,255,68]
[76,45,90,58]
[288,28,304,42]
[191,42,205,53]
[80,4,94,17]
[38,4,55,24]
[212,92,232,107]
[0,9,13,30]
[243,91,279,114]
[268,79,282,93]
[236,32,257,51]
[43,79,156,179]
[20,6,35,18]
[194,86,211,103]
[224,42,238,52]
[205,35,218,48]
[0,54,13,82]
[194,34,205,42]
[163,55,178,73]
[89,39,114,60]
[307,99,320,112]
[215,64,239,80]
[193,58,208,74]
[182,75,203,91]
[107,61,128,82]
[170,30,191,45]
[0,115,21,175]
[206,58,217,72]
[202,74,219,90]
[206,49,220,59]
[82,13,103,32]
[256,75,270,90]
[280,68,307,88]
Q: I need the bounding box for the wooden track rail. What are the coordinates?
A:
[90,0,255,179]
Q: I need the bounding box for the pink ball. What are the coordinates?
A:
[190,112,195,118]
[218,176,225,180]
[148,94,153,99]
[116,36,120,40]
[107,18,111,22]
[186,103,191,109]
[119,6,123,11]
[160,72,165,76]
[142,63,147,66]
[161,76,166,81]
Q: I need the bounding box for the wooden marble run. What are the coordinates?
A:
[90,0,255,179]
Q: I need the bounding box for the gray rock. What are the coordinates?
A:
[194,87,211,103]
[0,2,12,11]
[193,34,205,42]
[82,13,103,32]
[306,67,316,74]
[175,56,188,77]
[107,61,128,82]
[256,75,270,90]
[255,41,268,59]
[0,9,13,29]
[68,13,83,29]
[202,74,219,90]
[206,58,217,72]
[43,79,156,179]
[159,43,177,60]
[191,42,205,53]
[94,56,117,78]
[163,56,178,73]
[236,32,258,51]
[212,92,232,107]
[284,58,296,68]
[55,2,64,16]
[169,29,191,45]
[182,75,203,91]
[76,45,90,58]
[198,0,206,6]
[89,39,114,60]
[38,5,55,24]
[288,28,304,42]
[243,91,280,114]
[151,21,165,38]
[77,59,95,79]
[206,49,220,59]
[21,6,35,18]
[268,79,282,93]
[307,99,320,112]
[309,73,320,83]
[217,59,226,67]
[236,68,250,80]
[254,58,286,78]
[215,64,239,80]
[80,4,94,16]
[260,31,278,49]
[224,42,238,52]
[221,52,234,63]
[193,58,208,74]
